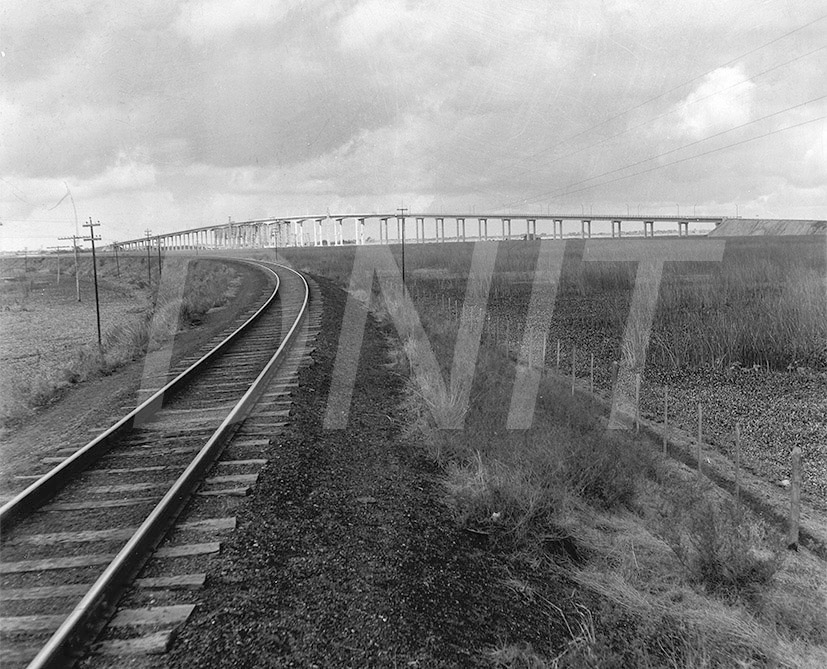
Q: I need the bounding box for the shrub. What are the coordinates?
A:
[442,449,561,547]
[562,431,641,510]
[663,483,784,601]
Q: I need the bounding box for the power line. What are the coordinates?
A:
[543,94,826,197]
[518,44,826,175]
[540,13,827,154]
[458,13,827,187]
[425,13,827,204]
[512,114,826,206]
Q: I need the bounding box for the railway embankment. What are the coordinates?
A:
[166,271,827,667]
[166,275,577,666]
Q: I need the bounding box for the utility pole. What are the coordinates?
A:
[112,242,121,278]
[83,218,102,347]
[144,229,152,288]
[47,245,69,285]
[397,207,408,286]
[156,236,162,277]
[58,233,83,301]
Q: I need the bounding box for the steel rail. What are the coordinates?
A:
[0,259,281,529]
[23,261,309,668]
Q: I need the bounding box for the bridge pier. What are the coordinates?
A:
[118,212,727,252]
[553,219,563,239]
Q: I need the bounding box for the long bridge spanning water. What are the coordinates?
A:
[114,213,727,251]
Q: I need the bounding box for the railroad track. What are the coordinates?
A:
[0,260,319,668]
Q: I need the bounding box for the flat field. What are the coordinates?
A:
[0,255,152,421]
[277,235,827,510]
[0,260,147,375]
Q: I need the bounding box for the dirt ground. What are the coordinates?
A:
[166,275,588,667]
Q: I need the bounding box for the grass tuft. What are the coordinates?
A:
[662,482,785,601]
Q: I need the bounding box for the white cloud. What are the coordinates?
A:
[174,0,295,42]
[678,66,756,137]
[338,0,407,50]
[2,0,826,251]
[76,156,158,199]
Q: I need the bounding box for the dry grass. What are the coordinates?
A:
[278,236,826,372]
[379,282,826,667]
[275,238,827,666]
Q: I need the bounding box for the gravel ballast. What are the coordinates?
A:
[167,276,570,667]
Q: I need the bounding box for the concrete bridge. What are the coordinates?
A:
[114,213,727,252]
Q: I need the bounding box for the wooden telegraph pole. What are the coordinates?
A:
[112,242,121,278]
[58,233,83,301]
[47,245,69,285]
[83,218,103,347]
[397,207,408,286]
[144,229,152,288]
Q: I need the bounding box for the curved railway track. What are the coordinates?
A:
[0,260,314,668]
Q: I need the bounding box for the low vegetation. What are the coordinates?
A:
[279,235,827,372]
[0,257,234,427]
[275,237,827,667]
[388,289,826,667]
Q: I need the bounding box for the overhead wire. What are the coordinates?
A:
[541,94,826,194]
[514,44,826,175]
[534,12,827,155]
[510,113,826,206]
[426,11,827,199]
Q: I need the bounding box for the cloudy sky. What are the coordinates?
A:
[1,0,825,250]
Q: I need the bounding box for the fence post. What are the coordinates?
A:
[611,361,619,389]
[542,339,547,370]
[634,373,641,432]
[590,353,594,394]
[571,345,577,395]
[788,446,801,550]
[697,403,703,475]
[734,422,741,512]
[556,339,561,370]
